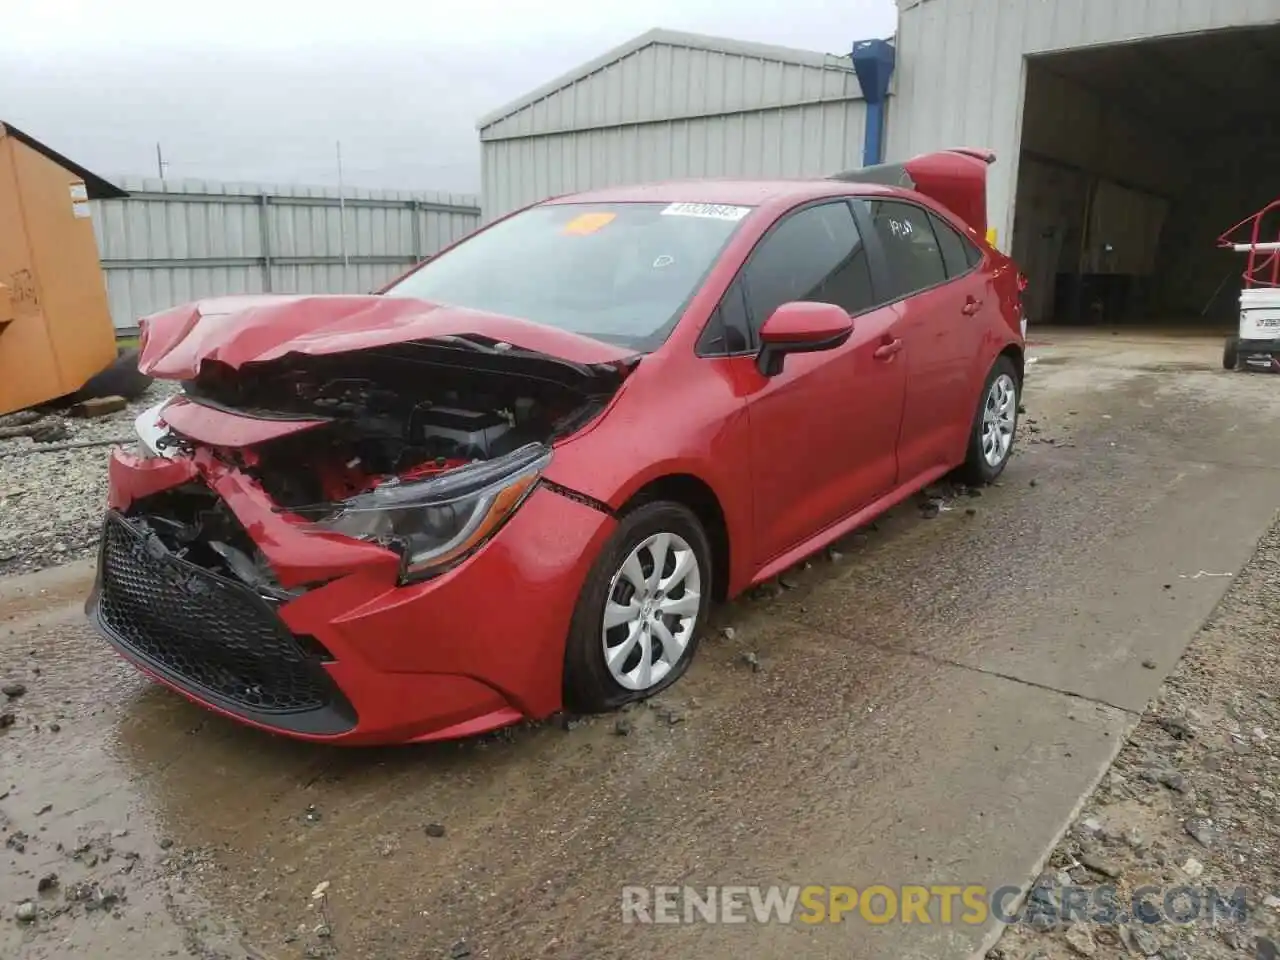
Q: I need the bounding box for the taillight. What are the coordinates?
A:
[1015,272,1028,340]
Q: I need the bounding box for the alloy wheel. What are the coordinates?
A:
[981,373,1017,467]
[601,531,702,691]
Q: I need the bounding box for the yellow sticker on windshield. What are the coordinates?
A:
[562,212,616,235]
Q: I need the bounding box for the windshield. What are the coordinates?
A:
[383,201,753,350]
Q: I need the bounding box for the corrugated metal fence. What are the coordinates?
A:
[91,178,481,331]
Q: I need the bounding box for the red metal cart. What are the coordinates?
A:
[1218,199,1280,371]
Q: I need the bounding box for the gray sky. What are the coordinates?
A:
[5,0,897,195]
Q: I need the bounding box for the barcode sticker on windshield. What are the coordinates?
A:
[661,202,751,221]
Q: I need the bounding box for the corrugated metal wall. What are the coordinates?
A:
[1019,66,1188,198]
[479,33,867,220]
[888,0,1280,247]
[90,179,481,330]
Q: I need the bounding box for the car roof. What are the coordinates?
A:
[544,178,901,208]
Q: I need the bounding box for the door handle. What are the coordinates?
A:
[962,297,983,316]
[873,338,903,360]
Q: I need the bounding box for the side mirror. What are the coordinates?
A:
[756,302,853,376]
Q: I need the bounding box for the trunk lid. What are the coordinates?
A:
[829,148,996,238]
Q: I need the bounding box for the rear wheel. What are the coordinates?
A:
[563,501,711,713]
[958,356,1019,486]
[1223,336,1239,371]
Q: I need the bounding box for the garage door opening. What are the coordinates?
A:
[1011,23,1280,329]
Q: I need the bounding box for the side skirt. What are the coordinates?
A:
[748,463,956,587]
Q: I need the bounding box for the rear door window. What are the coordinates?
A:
[928,212,981,279]
[866,200,948,300]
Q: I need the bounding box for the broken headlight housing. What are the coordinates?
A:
[301,443,551,582]
[133,398,176,458]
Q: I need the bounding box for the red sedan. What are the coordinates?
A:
[88,149,1025,744]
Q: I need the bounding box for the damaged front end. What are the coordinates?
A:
[89,497,358,734]
[131,334,631,586]
[88,328,633,736]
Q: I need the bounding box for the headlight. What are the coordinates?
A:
[301,443,551,582]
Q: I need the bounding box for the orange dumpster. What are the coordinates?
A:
[0,122,126,415]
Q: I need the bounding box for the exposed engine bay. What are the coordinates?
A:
[172,336,634,509]
[123,335,636,589]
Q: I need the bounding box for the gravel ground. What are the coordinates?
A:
[991,521,1280,960]
[0,382,180,577]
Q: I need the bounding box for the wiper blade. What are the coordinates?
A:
[430,334,509,354]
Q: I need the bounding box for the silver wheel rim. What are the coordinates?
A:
[981,373,1017,467]
[602,532,701,691]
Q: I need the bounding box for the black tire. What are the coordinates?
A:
[66,347,154,404]
[957,355,1020,486]
[1223,336,1239,371]
[563,501,712,713]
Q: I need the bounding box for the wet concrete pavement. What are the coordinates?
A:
[3,330,1279,960]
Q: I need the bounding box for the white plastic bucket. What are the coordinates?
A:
[1240,287,1280,340]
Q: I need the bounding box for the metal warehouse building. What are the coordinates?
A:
[478,1,1280,326]
[891,0,1280,326]
[477,30,871,219]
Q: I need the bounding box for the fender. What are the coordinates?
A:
[543,400,757,597]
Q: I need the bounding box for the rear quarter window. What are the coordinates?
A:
[929,211,982,278]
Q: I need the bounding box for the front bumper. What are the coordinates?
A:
[89,511,359,734]
[89,448,617,744]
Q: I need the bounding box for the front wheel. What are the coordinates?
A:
[562,501,711,713]
[958,357,1020,485]
[1223,336,1239,371]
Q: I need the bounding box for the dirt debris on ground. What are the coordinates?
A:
[990,519,1280,960]
[1,825,251,958]
[0,382,179,577]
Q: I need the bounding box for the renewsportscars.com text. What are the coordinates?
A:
[621,884,1250,926]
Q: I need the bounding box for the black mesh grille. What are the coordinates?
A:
[96,511,337,716]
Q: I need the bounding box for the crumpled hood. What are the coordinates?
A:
[137,294,636,380]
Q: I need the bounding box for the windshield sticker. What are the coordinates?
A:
[562,212,617,235]
[661,202,751,221]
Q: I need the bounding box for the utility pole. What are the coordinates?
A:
[336,140,349,273]
[155,142,168,180]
